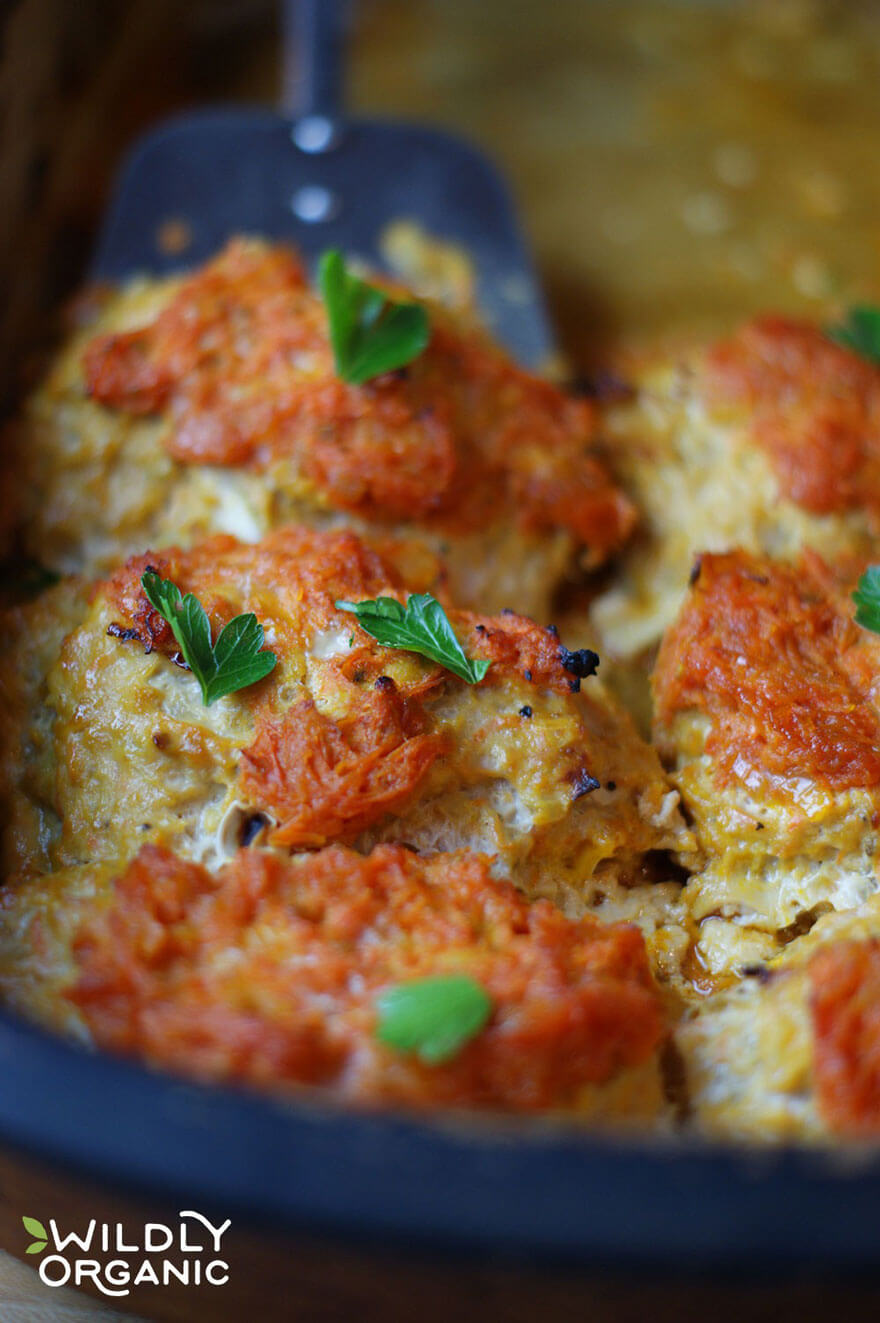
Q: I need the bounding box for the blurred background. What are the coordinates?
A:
[4,0,880,382]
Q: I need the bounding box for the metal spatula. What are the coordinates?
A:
[90,0,555,369]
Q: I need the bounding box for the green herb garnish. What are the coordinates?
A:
[376,974,492,1065]
[335,593,490,684]
[318,248,430,385]
[140,569,277,706]
[853,566,880,634]
[826,306,880,365]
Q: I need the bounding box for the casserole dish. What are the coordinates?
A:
[4,1005,880,1323]
[8,3,880,1317]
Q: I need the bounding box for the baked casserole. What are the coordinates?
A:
[4,240,880,1142]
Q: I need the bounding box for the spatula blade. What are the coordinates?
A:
[91,107,555,369]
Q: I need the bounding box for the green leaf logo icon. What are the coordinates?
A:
[22,1216,47,1254]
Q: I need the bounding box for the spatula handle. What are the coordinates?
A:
[282,0,344,121]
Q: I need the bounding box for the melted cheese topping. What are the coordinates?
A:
[654,550,880,791]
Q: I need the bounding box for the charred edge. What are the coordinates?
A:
[688,556,702,587]
[570,768,601,800]
[558,645,600,693]
[375,675,396,692]
[523,668,533,682]
[107,623,141,644]
[518,705,533,718]
[139,564,171,656]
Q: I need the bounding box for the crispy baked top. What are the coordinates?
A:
[653,548,880,793]
[83,239,635,558]
[105,528,595,700]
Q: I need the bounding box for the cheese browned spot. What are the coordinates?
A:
[239,691,449,849]
[654,549,880,793]
[67,843,664,1112]
[653,548,880,981]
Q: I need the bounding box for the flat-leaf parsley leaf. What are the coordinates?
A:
[334,593,490,684]
[853,565,880,634]
[318,248,429,385]
[826,305,880,365]
[375,974,492,1065]
[141,568,277,706]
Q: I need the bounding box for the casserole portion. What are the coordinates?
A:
[13,238,635,619]
[652,548,880,979]
[0,525,696,987]
[0,842,667,1117]
[586,317,880,699]
[677,898,880,1142]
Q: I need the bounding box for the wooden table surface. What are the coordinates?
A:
[6,0,880,1318]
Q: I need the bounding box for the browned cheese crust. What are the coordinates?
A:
[12,239,635,620]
